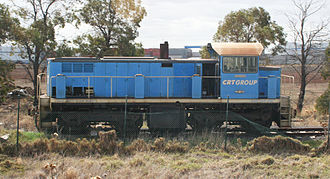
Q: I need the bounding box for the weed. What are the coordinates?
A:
[63,167,79,179]
[314,139,330,154]
[126,138,150,152]
[260,156,275,165]
[165,140,189,153]
[98,130,118,155]
[106,160,124,169]
[0,157,25,175]
[129,157,145,167]
[152,137,166,152]
[171,160,201,174]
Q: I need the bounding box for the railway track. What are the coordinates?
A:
[57,126,329,139]
[271,126,328,137]
[138,126,329,138]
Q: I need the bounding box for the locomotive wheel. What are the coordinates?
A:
[149,128,184,137]
[187,117,223,133]
[115,117,143,139]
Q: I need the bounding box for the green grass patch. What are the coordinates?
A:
[302,140,324,148]
[7,131,46,144]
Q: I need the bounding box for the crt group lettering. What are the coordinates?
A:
[222,80,258,85]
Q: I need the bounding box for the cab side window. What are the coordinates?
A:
[223,56,257,73]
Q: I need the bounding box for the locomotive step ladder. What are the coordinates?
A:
[280,96,291,127]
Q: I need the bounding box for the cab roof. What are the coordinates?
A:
[211,42,264,56]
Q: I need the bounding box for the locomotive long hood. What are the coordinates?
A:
[211,42,264,56]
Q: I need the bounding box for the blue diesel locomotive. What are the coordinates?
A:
[37,42,291,135]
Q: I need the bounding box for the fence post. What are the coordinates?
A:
[224,96,229,151]
[88,77,90,98]
[16,94,20,152]
[327,101,330,150]
[124,95,128,140]
[167,77,169,98]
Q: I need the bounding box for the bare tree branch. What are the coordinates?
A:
[287,0,328,114]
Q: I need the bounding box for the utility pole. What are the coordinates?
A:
[224,96,229,151]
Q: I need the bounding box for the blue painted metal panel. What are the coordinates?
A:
[173,63,195,97]
[220,56,259,99]
[115,63,128,97]
[49,62,62,97]
[56,75,66,98]
[127,63,139,97]
[149,63,161,97]
[135,75,144,98]
[140,63,150,97]
[47,60,51,96]
[268,76,277,99]
[160,66,173,97]
[95,63,107,97]
[192,75,201,98]
[259,68,281,98]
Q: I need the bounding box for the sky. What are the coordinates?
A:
[1,0,329,50]
[133,0,329,49]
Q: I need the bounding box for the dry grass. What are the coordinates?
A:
[1,149,329,178]
[247,135,311,154]
[1,133,330,178]
[286,82,329,127]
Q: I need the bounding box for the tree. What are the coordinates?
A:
[286,0,328,114]
[74,0,146,57]
[315,43,330,114]
[199,46,210,59]
[213,7,286,55]
[321,43,330,79]
[51,40,76,57]
[4,0,73,106]
[0,59,15,104]
[0,4,16,103]
[0,3,19,44]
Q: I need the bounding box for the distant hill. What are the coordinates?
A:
[0,46,28,63]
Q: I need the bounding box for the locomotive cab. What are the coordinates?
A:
[209,43,264,99]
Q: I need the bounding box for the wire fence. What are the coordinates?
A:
[39,109,284,139]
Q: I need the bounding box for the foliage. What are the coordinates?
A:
[199,46,210,59]
[0,4,19,44]
[74,0,146,57]
[315,83,330,114]
[2,0,73,106]
[0,59,15,103]
[51,41,76,57]
[321,43,330,80]
[213,7,286,55]
[315,44,330,114]
[0,4,17,104]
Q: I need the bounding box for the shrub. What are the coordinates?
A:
[315,83,330,114]
[97,130,119,155]
[246,136,310,154]
[165,140,189,153]
[152,137,166,152]
[126,138,150,152]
